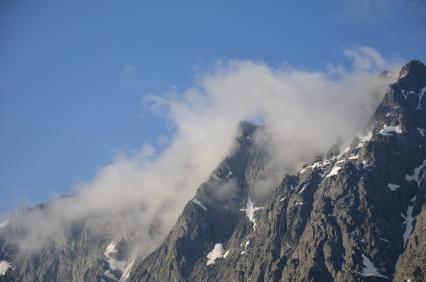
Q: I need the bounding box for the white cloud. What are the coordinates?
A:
[7,47,401,257]
[344,46,388,71]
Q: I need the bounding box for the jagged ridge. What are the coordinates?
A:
[128,60,426,282]
[0,61,425,282]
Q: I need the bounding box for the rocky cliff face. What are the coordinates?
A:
[1,61,425,282]
[128,60,426,282]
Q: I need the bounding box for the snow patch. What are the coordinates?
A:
[223,250,230,259]
[0,260,11,276]
[387,183,400,191]
[379,125,402,135]
[378,238,390,243]
[297,184,307,194]
[105,241,117,254]
[299,159,331,174]
[192,198,207,210]
[326,166,341,178]
[416,86,426,110]
[241,196,263,227]
[104,241,126,276]
[417,127,425,137]
[212,174,220,181]
[120,258,135,282]
[349,154,359,160]
[356,131,373,148]
[405,160,426,187]
[360,254,388,278]
[361,160,369,169]
[401,195,417,247]
[206,243,224,265]
[279,197,286,202]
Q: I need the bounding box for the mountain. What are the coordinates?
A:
[1,60,426,282]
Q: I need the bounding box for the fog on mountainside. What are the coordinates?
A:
[1,48,402,256]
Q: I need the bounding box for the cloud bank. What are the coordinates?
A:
[6,47,401,256]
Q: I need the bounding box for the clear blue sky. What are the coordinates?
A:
[1,0,425,215]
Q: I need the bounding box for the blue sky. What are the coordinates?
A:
[1,0,425,215]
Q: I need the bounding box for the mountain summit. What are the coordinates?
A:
[1,60,426,282]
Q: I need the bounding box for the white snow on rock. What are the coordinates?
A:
[223,250,230,259]
[0,218,9,229]
[120,258,135,282]
[297,184,307,194]
[356,131,373,148]
[379,125,402,135]
[212,174,220,181]
[402,87,426,110]
[299,159,331,174]
[206,243,225,265]
[405,160,426,187]
[362,160,369,169]
[104,241,126,274]
[299,166,308,174]
[360,254,388,279]
[349,154,359,160]
[241,196,263,226]
[387,183,400,191]
[279,197,286,202]
[401,195,417,247]
[245,196,255,223]
[326,166,341,178]
[295,201,303,206]
[401,89,416,99]
[105,241,117,254]
[400,69,408,79]
[416,86,426,110]
[417,127,425,137]
[192,198,207,210]
[0,260,11,276]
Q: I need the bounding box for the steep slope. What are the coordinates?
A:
[0,60,425,282]
[129,60,426,282]
[0,202,135,282]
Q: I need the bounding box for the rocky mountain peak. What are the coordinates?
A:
[398,60,426,84]
[393,60,426,105]
[127,61,426,281]
[237,120,258,138]
[1,61,425,282]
